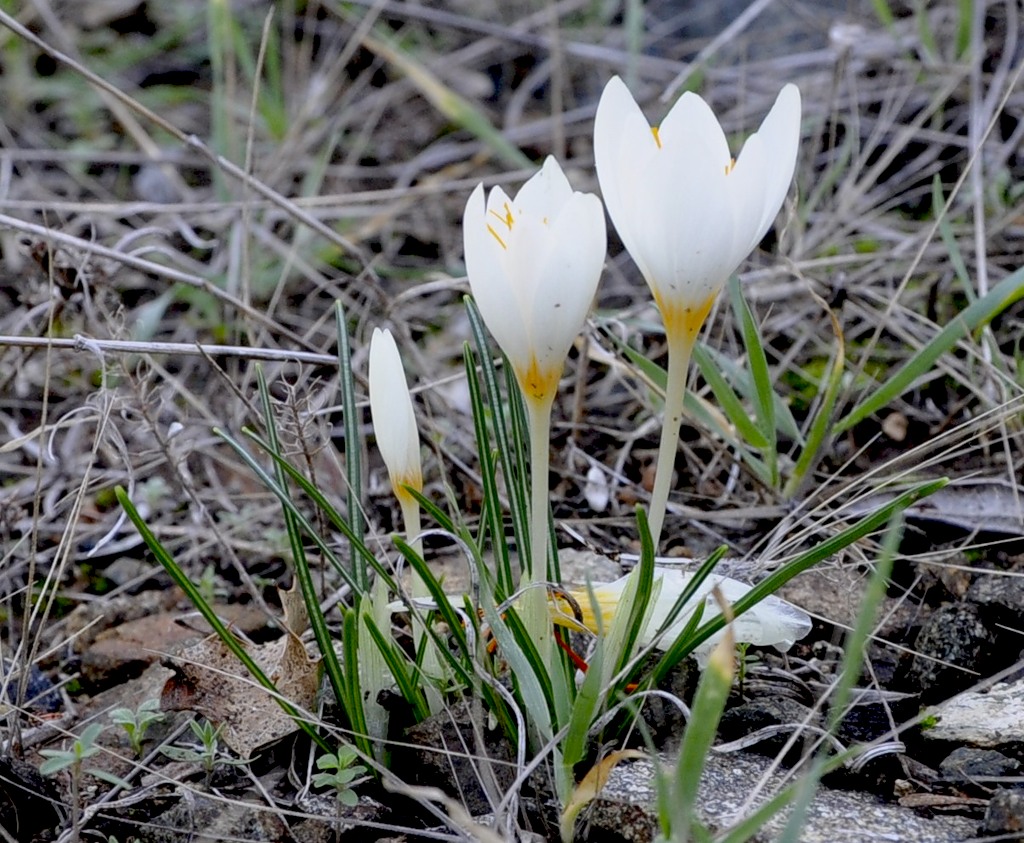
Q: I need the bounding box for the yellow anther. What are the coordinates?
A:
[724,157,736,175]
[488,202,516,231]
[486,224,508,250]
[651,126,662,149]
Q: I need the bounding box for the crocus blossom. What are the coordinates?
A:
[368,327,422,505]
[553,568,812,665]
[594,77,801,548]
[462,155,607,407]
[594,77,801,340]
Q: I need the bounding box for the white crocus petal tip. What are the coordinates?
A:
[368,328,423,500]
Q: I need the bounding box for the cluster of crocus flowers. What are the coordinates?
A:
[369,78,806,666]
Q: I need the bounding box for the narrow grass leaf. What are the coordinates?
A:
[256,367,352,748]
[647,545,729,686]
[683,480,946,653]
[114,486,330,753]
[466,297,530,587]
[335,300,367,591]
[362,614,431,722]
[934,177,972,295]
[340,606,375,761]
[601,326,749,452]
[359,29,531,170]
[728,276,780,486]
[232,428,382,586]
[393,536,475,687]
[483,599,555,741]
[692,343,771,449]
[784,301,846,498]
[835,266,1024,433]
[777,515,902,842]
[464,342,513,595]
[663,611,735,842]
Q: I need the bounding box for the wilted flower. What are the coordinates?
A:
[553,568,811,665]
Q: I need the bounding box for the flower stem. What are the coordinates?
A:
[398,492,443,712]
[398,495,424,596]
[524,394,554,656]
[647,332,696,551]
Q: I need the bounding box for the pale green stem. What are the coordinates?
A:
[647,332,696,552]
[398,495,424,597]
[523,393,554,660]
[398,490,442,712]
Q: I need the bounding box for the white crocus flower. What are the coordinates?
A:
[595,77,801,549]
[369,327,423,509]
[463,156,607,656]
[463,155,607,408]
[554,568,812,666]
[368,328,442,712]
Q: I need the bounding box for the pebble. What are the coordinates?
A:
[922,677,1024,747]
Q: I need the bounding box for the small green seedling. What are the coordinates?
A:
[160,719,248,783]
[313,746,369,807]
[40,723,131,839]
[109,699,165,756]
[39,722,126,786]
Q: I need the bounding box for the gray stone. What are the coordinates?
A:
[967,572,1024,620]
[923,678,1024,747]
[940,747,1021,784]
[983,789,1024,838]
[579,752,978,842]
[909,604,996,702]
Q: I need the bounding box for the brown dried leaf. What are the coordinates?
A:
[160,585,320,758]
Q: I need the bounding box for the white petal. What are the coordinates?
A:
[368,328,422,495]
[658,91,731,170]
[528,192,606,370]
[746,84,802,244]
[463,182,532,369]
[724,133,772,266]
[642,569,812,654]
[515,156,573,218]
[594,76,660,283]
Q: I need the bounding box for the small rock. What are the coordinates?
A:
[2,659,61,713]
[387,697,516,817]
[923,678,1024,747]
[940,747,1021,785]
[719,697,818,760]
[908,604,996,702]
[967,572,1024,621]
[984,789,1024,838]
[0,756,62,838]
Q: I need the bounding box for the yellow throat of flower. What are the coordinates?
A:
[550,585,620,635]
[516,354,561,405]
[653,290,717,344]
